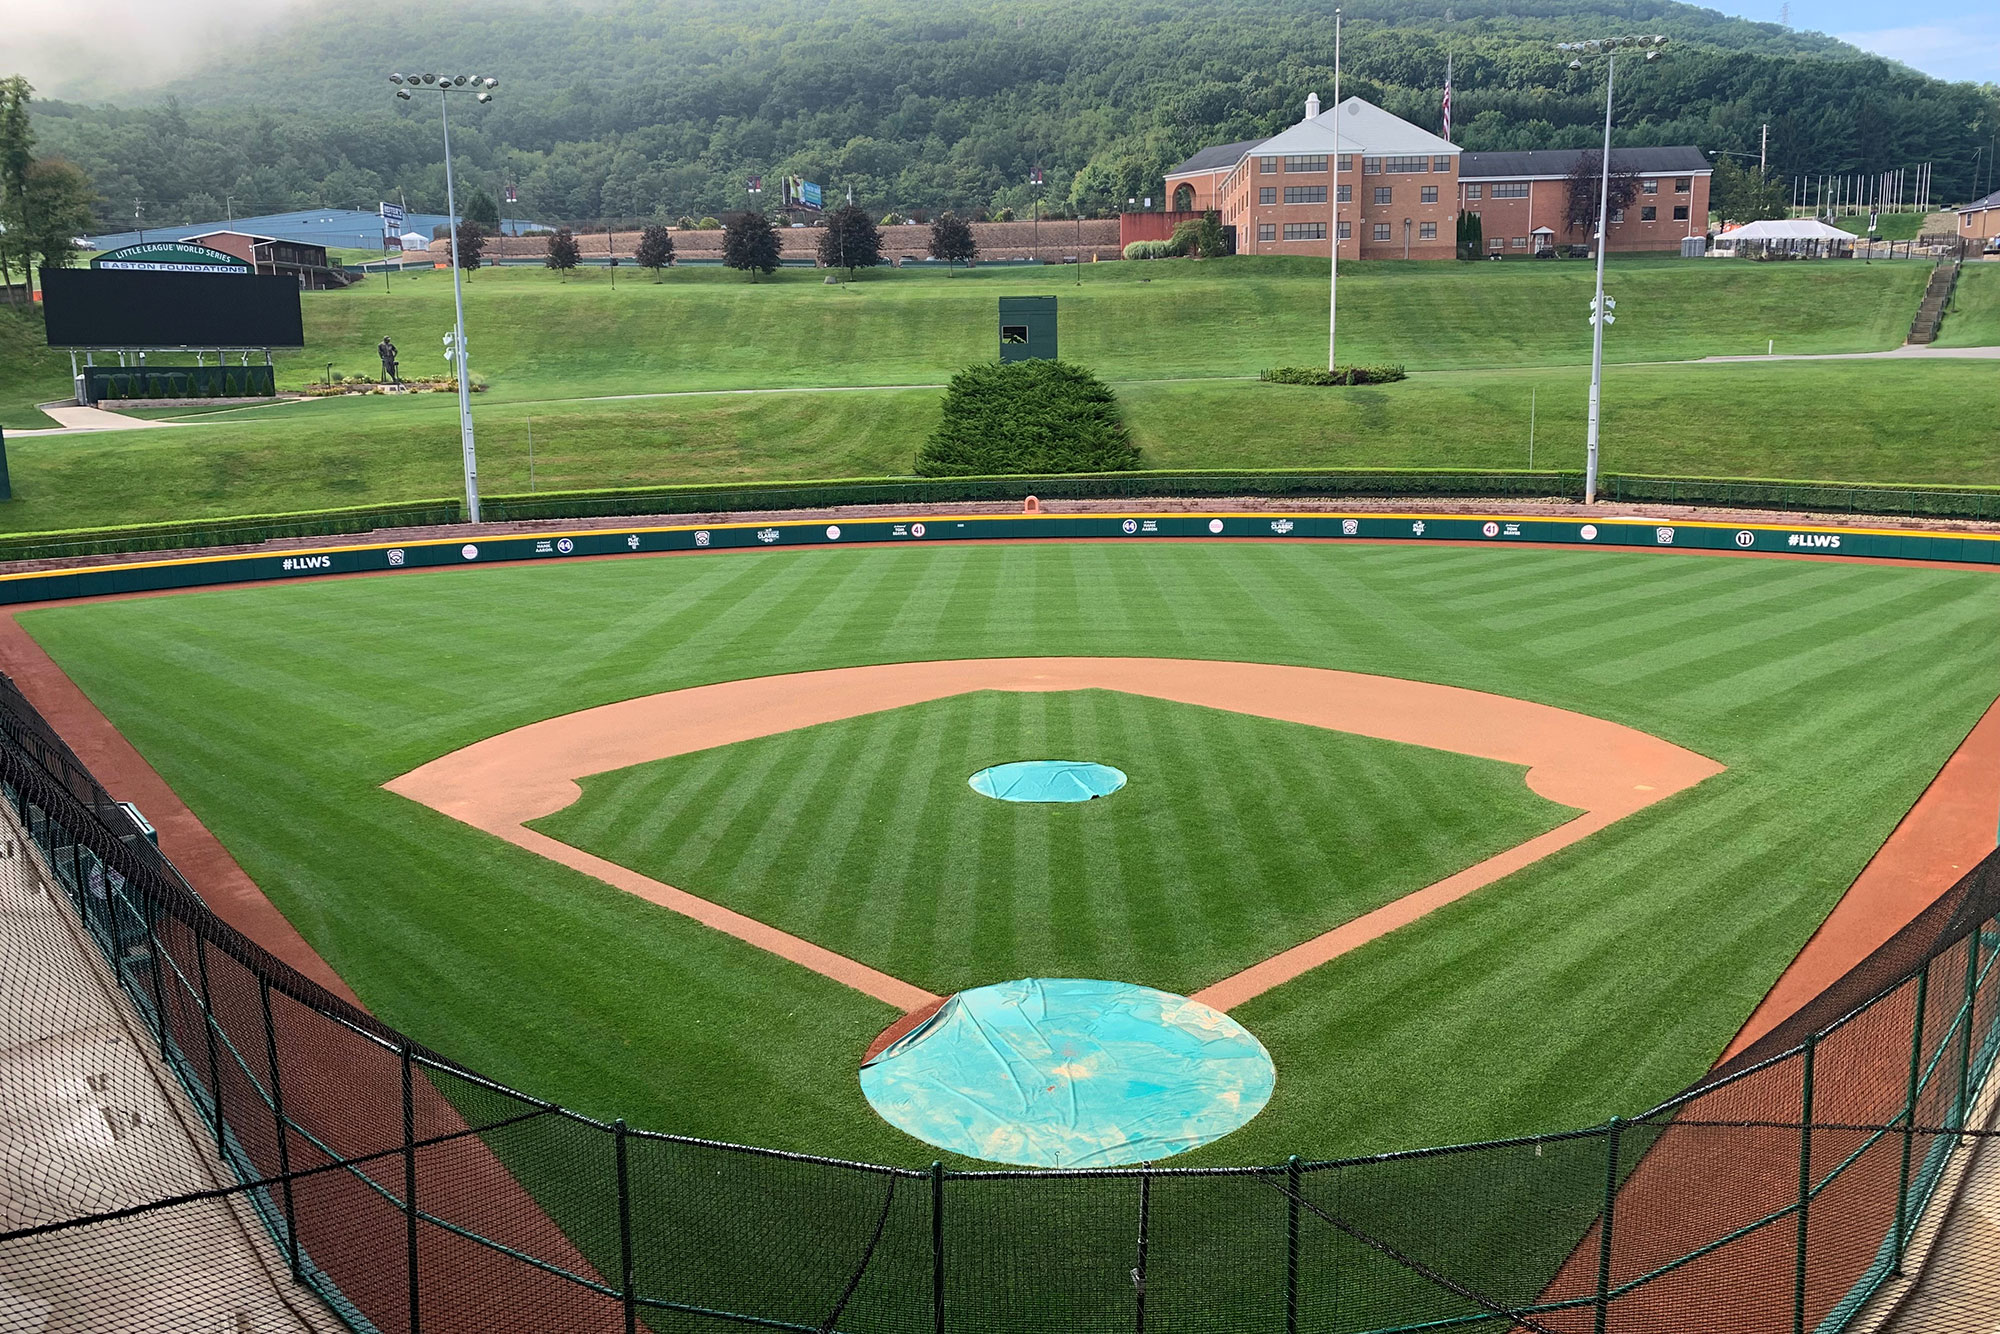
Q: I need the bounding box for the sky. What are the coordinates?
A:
[7,0,1998,91]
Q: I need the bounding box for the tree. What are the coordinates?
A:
[1456,210,1484,260]
[675,215,697,230]
[1710,156,1788,226]
[635,223,676,275]
[453,219,486,268]
[545,226,580,276]
[930,212,976,269]
[1195,211,1227,258]
[1564,151,1640,240]
[916,360,1139,476]
[464,187,501,235]
[722,210,780,278]
[816,202,883,274]
[0,76,34,306]
[12,159,99,274]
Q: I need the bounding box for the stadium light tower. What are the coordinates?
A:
[1555,35,1665,504]
[390,70,498,523]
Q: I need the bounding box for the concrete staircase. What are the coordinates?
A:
[1909,257,1961,344]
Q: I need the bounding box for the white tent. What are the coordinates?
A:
[399,231,431,251]
[1713,218,1854,257]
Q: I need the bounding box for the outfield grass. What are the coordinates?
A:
[1939,263,2000,348]
[534,689,1574,996]
[3,356,1995,534]
[21,541,2000,1169]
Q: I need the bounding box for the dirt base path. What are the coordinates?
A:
[387,657,1723,1014]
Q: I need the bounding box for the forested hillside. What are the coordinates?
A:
[20,0,1999,230]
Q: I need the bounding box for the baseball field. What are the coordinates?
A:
[16,534,2000,1172]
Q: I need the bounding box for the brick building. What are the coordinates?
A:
[180,230,346,289]
[1165,99,1711,260]
[1957,189,2000,246]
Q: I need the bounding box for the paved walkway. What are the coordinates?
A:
[0,808,340,1332]
[3,404,181,438]
[1700,344,2000,363]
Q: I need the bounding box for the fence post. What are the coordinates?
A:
[931,1162,946,1334]
[1134,1171,1151,1334]
[1285,1156,1301,1334]
[1957,927,1982,1131]
[1594,1117,1621,1334]
[1795,1033,1817,1334]
[402,1040,421,1334]
[193,932,227,1160]
[616,1119,636,1334]
[1893,961,1931,1275]
[259,978,301,1280]
[102,862,126,989]
[141,890,171,1058]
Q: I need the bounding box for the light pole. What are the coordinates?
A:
[1557,35,1666,504]
[391,70,496,524]
[1329,7,1342,373]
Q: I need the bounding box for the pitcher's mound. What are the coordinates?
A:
[968,760,1127,803]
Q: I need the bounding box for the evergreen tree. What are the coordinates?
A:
[0,77,35,306]
[722,210,781,278]
[816,203,883,273]
[453,219,486,268]
[1710,156,1789,225]
[635,223,676,275]
[545,226,580,276]
[917,360,1139,476]
[929,212,977,269]
[464,187,501,234]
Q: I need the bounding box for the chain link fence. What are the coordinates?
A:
[1,668,1997,1332]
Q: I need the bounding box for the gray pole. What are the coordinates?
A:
[1584,53,1615,505]
[439,90,480,524]
[1328,8,1342,372]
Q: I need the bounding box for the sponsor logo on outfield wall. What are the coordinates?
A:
[1788,533,1841,549]
[280,555,333,572]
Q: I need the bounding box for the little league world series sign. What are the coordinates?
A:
[89,242,251,275]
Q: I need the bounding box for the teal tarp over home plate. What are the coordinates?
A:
[968,760,1127,803]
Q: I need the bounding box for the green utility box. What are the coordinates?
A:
[998,296,1058,363]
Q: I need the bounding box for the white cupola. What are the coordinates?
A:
[1304,92,1322,120]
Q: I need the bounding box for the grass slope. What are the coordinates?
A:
[533,689,1574,996]
[20,541,2000,1170]
[3,357,1995,533]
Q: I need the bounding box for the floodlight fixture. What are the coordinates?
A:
[1570,58,1583,69]
[396,88,412,99]
[423,72,436,84]
[390,73,404,83]
[484,78,497,88]
[477,92,492,103]
[453,74,467,85]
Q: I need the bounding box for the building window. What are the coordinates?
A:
[1336,184,1352,202]
[1463,183,1483,200]
[1434,156,1453,173]
[1642,179,1659,194]
[1420,185,1438,204]
[1257,223,1276,241]
[1283,222,1327,240]
[1675,177,1692,193]
[1490,236,1504,251]
[1383,155,1430,173]
[1337,154,1353,172]
[1283,185,1328,204]
[1260,157,1278,174]
[1373,186,1392,205]
[1260,187,1276,205]
[1511,236,1528,248]
[1373,223,1392,241]
[1490,182,1529,199]
[1336,221,1352,239]
[1284,155,1328,173]
[1363,157,1383,175]
[1610,208,1625,224]
[1419,221,1437,240]
[1673,205,1690,220]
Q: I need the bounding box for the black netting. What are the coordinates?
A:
[4,665,2000,1332]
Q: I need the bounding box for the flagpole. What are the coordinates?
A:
[1329,7,1342,373]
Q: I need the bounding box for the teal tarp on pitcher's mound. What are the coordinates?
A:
[859,978,1274,1167]
[968,760,1127,803]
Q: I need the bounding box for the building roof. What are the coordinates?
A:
[1959,189,2000,212]
[1717,218,1851,241]
[1255,97,1459,159]
[1461,146,1711,180]
[1167,139,1266,177]
[183,230,282,244]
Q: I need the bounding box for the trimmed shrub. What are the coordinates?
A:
[916,360,1140,477]
[1259,365,1408,386]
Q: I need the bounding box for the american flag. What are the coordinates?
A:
[1442,56,1453,141]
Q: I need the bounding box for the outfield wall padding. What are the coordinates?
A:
[1,508,1995,606]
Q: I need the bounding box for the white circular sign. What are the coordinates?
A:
[461,544,479,560]
[911,522,926,537]
[1122,519,1138,534]
[826,525,842,540]
[1482,521,1499,537]
[1579,525,1598,542]
[1735,530,1756,548]
[556,537,574,554]
[1208,519,1225,534]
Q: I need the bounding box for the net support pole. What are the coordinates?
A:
[194,931,227,1161]
[142,893,171,1059]
[102,854,126,988]
[1958,929,1982,1132]
[1794,1034,1817,1334]
[616,1118,636,1334]
[931,1162,946,1334]
[402,1041,422,1334]
[1594,1117,1621,1334]
[1285,1156,1301,1334]
[260,976,301,1279]
[1893,959,1931,1274]
[1134,1170,1152,1334]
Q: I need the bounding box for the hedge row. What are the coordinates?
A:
[0,499,463,563]
[1259,365,1409,386]
[1600,473,2000,521]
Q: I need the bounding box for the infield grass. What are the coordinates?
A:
[533,689,1575,996]
[20,540,2000,1169]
